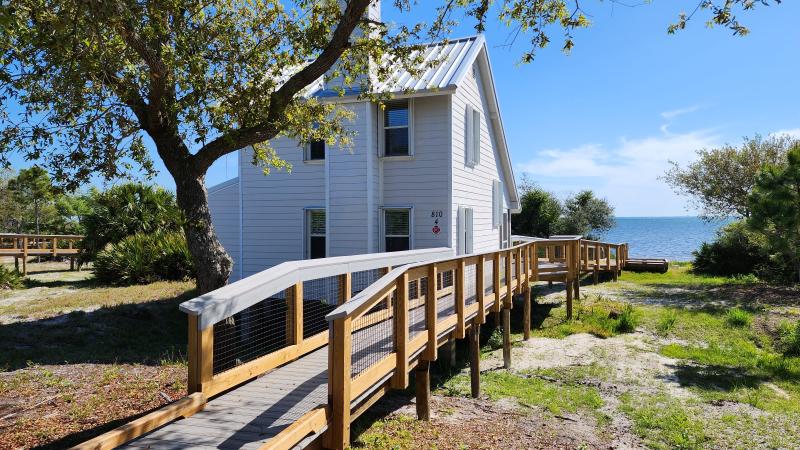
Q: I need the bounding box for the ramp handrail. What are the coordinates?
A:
[178,247,453,398]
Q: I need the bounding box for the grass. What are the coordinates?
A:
[725,307,753,328]
[618,262,758,287]
[530,294,639,339]
[439,370,604,416]
[656,308,679,335]
[619,392,708,450]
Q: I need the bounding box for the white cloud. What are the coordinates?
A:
[660,104,703,120]
[517,128,721,216]
[770,128,800,139]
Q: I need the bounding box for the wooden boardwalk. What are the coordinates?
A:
[77,238,628,450]
[121,294,467,449]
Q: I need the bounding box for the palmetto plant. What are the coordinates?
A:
[81,183,184,264]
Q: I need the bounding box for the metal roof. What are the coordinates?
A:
[312,35,483,97]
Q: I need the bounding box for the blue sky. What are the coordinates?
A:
[6,1,800,216]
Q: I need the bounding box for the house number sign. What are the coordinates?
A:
[431,210,443,235]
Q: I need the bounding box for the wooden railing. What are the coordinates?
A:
[323,236,628,449]
[177,247,454,398]
[0,233,83,275]
[76,236,627,450]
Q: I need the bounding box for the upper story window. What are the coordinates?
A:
[305,140,325,161]
[383,208,411,252]
[382,100,412,157]
[306,209,326,259]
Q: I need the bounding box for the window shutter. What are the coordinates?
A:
[465,104,474,166]
[498,181,504,224]
[466,208,474,254]
[472,109,481,165]
[457,207,465,255]
[492,180,499,228]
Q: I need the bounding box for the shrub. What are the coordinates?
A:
[81,184,184,263]
[0,265,23,289]
[725,307,752,328]
[613,304,638,334]
[94,231,194,285]
[692,221,769,277]
[777,321,800,356]
[657,309,679,336]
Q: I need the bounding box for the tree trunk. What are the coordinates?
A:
[173,171,233,294]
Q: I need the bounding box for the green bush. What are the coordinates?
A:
[0,265,23,289]
[725,307,752,328]
[777,321,800,356]
[613,304,638,334]
[692,221,769,277]
[81,183,184,263]
[94,231,194,285]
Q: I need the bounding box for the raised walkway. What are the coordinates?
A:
[76,237,627,450]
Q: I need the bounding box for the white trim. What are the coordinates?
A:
[238,151,243,281]
[379,206,414,252]
[447,94,454,250]
[324,141,331,257]
[366,102,376,253]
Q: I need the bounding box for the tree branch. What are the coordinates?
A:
[192,0,373,172]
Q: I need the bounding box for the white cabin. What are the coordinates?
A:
[209,34,520,281]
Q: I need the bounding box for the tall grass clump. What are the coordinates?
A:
[657,309,679,336]
[94,231,194,285]
[725,307,753,328]
[613,304,638,334]
[777,321,800,357]
[0,265,23,289]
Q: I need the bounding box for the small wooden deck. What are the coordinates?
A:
[0,233,83,274]
[77,238,628,450]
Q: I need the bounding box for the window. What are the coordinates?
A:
[305,140,325,161]
[382,100,411,157]
[306,209,326,259]
[383,209,411,252]
[465,104,481,166]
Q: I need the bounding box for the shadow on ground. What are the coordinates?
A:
[0,293,193,371]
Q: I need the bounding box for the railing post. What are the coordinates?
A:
[392,272,409,389]
[594,243,600,284]
[476,255,486,324]
[605,244,612,271]
[565,241,574,321]
[532,242,539,281]
[287,282,303,346]
[573,241,581,301]
[187,315,213,394]
[327,317,352,450]
[492,252,501,313]
[515,247,522,290]
[504,250,512,307]
[338,273,352,305]
[22,236,28,276]
[523,244,532,341]
[613,245,620,281]
[52,237,58,257]
[424,263,438,361]
[455,259,466,339]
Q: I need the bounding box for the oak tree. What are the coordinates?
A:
[1,0,780,293]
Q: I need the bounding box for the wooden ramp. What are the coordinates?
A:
[77,238,628,450]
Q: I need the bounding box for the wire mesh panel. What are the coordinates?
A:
[351,294,394,378]
[511,252,517,281]
[303,276,340,339]
[437,270,454,290]
[352,269,384,297]
[500,255,507,285]
[409,276,428,340]
[464,263,477,306]
[484,258,494,296]
[213,294,288,375]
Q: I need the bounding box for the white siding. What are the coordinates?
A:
[208,178,241,281]
[239,136,326,277]
[450,61,510,253]
[328,104,371,256]
[382,95,451,250]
